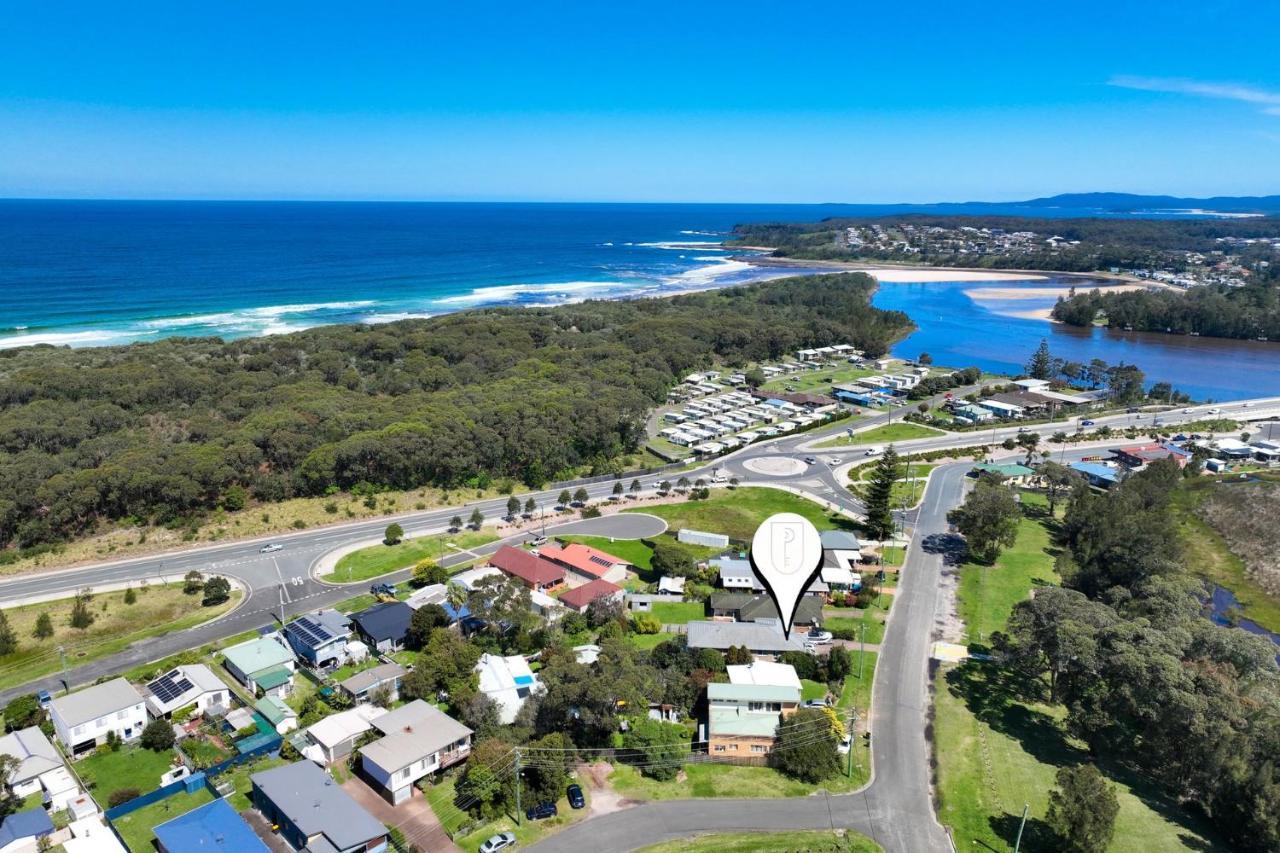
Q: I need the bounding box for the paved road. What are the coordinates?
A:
[527,464,969,853]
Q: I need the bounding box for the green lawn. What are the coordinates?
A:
[956,496,1059,646]
[637,830,881,853]
[650,601,704,624]
[824,614,885,645]
[815,422,942,448]
[557,535,656,570]
[74,745,180,799]
[626,632,671,650]
[848,462,936,509]
[628,487,854,542]
[0,582,241,691]
[215,755,289,812]
[333,529,497,582]
[111,787,215,853]
[760,363,879,394]
[425,773,591,853]
[610,760,865,799]
[837,651,877,714]
[801,678,829,701]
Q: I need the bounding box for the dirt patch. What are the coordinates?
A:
[578,760,639,817]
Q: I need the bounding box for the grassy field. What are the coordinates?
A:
[816,422,942,448]
[848,462,936,509]
[956,493,1060,647]
[759,364,879,394]
[628,487,854,542]
[333,529,497,582]
[111,787,214,852]
[626,632,671,650]
[558,535,656,570]
[0,583,241,691]
[825,613,885,645]
[75,745,180,799]
[216,755,289,812]
[637,830,882,852]
[610,760,865,800]
[650,601,704,624]
[801,678,829,701]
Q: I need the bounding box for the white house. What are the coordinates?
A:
[302,704,387,765]
[476,654,541,725]
[358,701,473,805]
[143,665,230,719]
[0,727,79,811]
[49,679,147,758]
[726,660,803,690]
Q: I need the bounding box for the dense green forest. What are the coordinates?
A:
[997,460,1280,850]
[730,214,1280,278]
[0,273,909,549]
[1051,282,1280,340]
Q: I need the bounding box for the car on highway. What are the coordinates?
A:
[1183,407,1195,413]
[828,457,841,465]
[1081,419,1095,426]
[525,801,558,821]
[864,446,883,457]
[529,535,548,547]
[804,456,817,465]
[479,833,517,853]
[805,628,834,644]
[259,543,283,553]
[1207,407,1222,415]
[567,783,585,809]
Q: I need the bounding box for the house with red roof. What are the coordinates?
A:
[539,542,630,584]
[558,579,624,613]
[488,545,565,592]
[1110,443,1192,470]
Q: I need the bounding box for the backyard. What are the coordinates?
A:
[111,787,214,853]
[75,745,181,801]
[649,601,704,624]
[333,529,497,582]
[0,582,242,691]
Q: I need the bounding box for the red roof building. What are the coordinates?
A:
[539,542,629,581]
[558,579,623,613]
[488,546,565,591]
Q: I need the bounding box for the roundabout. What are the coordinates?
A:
[743,456,809,477]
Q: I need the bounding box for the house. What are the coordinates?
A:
[283,610,352,669]
[685,621,806,658]
[1012,378,1050,391]
[539,542,630,584]
[1071,461,1121,489]
[706,683,800,756]
[726,660,802,690]
[712,556,763,592]
[62,817,127,853]
[254,696,298,735]
[154,797,269,853]
[488,545,565,592]
[251,761,388,853]
[678,528,729,549]
[349,601,413,653]
[143,664,230,720]
[358,700,473,804]
[222,637,296,698]
[1110,443,1192,470]
[1212,438,1255,459]
[976,399,1024,419]
[952,403,994,423]
[303,704,387,765]
[558,579,624,614]
[0,727,78,812]
[708,592,823,629]
[404,583,448,611]
[476,653,541,725]
[657,576,686,596]
[820,552,861,593]
[339,663,407,705]
[970,462,1037,484]
[49,679,146,757]
[0,809,54,853]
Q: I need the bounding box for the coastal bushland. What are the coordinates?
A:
[0,273,909,549]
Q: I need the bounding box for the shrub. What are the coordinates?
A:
[141,718,176,751]
[630,611,662,635]
[107,787,141,808]
[202,576,231,606]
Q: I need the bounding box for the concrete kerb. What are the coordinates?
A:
[0,572,249,611]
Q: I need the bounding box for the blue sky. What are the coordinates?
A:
[2,0,1278,202]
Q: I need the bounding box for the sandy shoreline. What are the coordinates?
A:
[734,251,1152,286]
[965,282,1154,300]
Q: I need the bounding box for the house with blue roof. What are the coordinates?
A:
[154,797,269,853]
[1071,461,1121,489]
[0,809,54,852]
[282,609,351,669]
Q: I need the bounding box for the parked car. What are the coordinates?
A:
[567,783,585,809]
[36,690,51,709]
[526,801,558,821]
[529,536,548,547]
[838,734,852,754]
[804,456,817,465]
[1081,419,1096,426]
[803,699,829,708]
[805,629,834,644]
[259,543,283,553]
[480,833,517,853]
[370,582,396,597]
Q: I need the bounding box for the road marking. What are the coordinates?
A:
[272,557,291,603]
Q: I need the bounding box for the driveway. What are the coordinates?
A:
[341,777,461,853]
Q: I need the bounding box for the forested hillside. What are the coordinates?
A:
[0,273,909,549]
[1050,282,1280,340]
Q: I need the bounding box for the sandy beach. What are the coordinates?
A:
[965,282,1155,300]
[859,268,1047,282]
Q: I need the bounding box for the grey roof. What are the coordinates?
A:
[0,727,61,783]
[820,530,862,551]
[360,700,472,773]
[686,620,806,653]
[339,663,407,696]
[49,678,142,729]
[709,593,823,625]
[251,761,385,850]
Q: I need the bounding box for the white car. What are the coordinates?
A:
[1183,407,1195,414]
[1207,407,1222,415]
[480,833,517,853]
[838,734,852,754]
[259,543,283,553]
[805,629,834,644]
[864,446,884,457]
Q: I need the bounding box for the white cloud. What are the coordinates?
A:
[1110,75,1280,115]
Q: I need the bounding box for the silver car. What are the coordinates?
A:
[480,832,517,853]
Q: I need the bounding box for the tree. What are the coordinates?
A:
[659,480,672,493]
[450,515,463,531]
[630,479,641,495]
[32,611,53,640]
[948,478,1021,562]
[458,692,503,741]
[407,604,450,650]
[69,591,94,630]
[182,570,204,595]
[918,352,933,365]
[1015,432,1040,465]
[506,496,520,518]
[468,507,484,529]
[572,487,589,505]
[558,490,572,507]
[402,628,481,702]
[630,611,661,634]
[457,738,514,818]
[1039,461,1081,515]
[524,497,537,515]
[826,645,852,682]
[446,581,468,615]
[725,645,753,665]
[3,695,42,733]
[771,708,840,782]
[744,366,766,387]
[123,585,137,605]
[1026,338,1054,380]
[140,717,176,751]
[1106,363,1145,404]
[384,522,404,544]
[0,754,19,820]
[0,611,15,657]
[585,596,625,629]
[612,481,624,497]
[862,445,901,542]
[675,477,690,492]
[1045,764,1119,853]
[412,559,448,587]
[621,718,689,780]
[202,576,231,606]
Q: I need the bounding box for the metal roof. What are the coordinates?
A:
[49,678,143,729]
[153,797,269,853]
[250,761,385,850]
[360,700,473,774]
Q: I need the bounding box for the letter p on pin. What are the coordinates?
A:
[750,513,823,639]
[769,520,804,576]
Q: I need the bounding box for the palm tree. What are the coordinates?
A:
[446,581,467,614]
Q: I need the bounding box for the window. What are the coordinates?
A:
[117,710,127,720]
[751,745,767,753]
[748,702,764,712]
[713,745,726,753]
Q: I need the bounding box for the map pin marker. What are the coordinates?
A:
[749,512,824,640]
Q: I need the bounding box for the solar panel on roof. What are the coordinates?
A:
[148,670,195,704]
[588,555,612,567]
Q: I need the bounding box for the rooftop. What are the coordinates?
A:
[339,662,407,696]
[559,578,622,610]
[306,704,387,749]
[350,601,413,643]
[726,660,802,689]
[539,542,628,578]
[360,700,473,773]
[154,797,269,853]
[222,637,294,677]
[254,695,297,727]
[0,726,62,783]
[0,809,54,848]
[819,530,861,551]
[49,678,142,729]
[489,545,565,586]
[686,620,806,653]
[251,761,385,850]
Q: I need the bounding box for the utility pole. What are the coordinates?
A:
[847,708,858,778]
[56,645,69,694]
[1013,803,1030,853]
[858,620,865,679]
[514,749,522,826]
